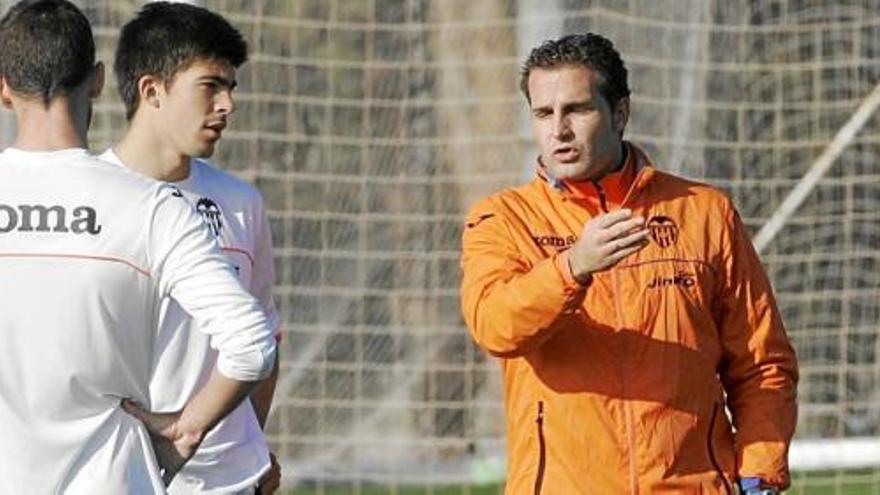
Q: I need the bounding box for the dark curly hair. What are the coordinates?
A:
[520,33,631,109]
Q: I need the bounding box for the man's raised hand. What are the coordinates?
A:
[567,208,649,283]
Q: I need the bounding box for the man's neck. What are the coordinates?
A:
[589,143,628,183]
[114,121,191,182]
[11,97,87,151]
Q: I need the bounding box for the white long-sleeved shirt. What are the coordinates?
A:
[0,148,276,494]
[102,150,280,493]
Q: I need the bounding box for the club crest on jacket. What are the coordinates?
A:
[648,215,678,248]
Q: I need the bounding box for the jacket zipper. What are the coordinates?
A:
[596,166,645,493]
[707,402,733,495]
[614,269,639,495]
[591,180,610,213]
[596,176,638,493]
[533,401,546,495]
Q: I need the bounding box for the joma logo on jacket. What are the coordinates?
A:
[532,234,576,248]
[0,203,102,235]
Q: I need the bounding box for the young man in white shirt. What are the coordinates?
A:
[105,3,282,493]
[0,1,277,493]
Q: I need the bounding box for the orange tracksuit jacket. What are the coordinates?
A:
[460,143,798,494]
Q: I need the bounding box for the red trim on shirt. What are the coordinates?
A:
[221,246,255,267]
[0,252,151,277]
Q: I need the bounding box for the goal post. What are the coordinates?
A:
[753,81,880,254]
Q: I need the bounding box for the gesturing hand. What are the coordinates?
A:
[121,399,202,486]
[567,208,649,282]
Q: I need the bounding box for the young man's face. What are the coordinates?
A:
[528,65,628,182]
[158,58,237,158]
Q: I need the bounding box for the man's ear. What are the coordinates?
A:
[137,73,165,111]
[89,62,105,99]
[0,76,13,109]
[613,97,630,135]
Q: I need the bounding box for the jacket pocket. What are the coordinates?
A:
[707,402,733,495]
[534,401,546,495]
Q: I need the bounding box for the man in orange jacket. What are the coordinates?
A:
[460,33,798,495]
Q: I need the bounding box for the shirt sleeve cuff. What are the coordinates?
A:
[555,250,590,290]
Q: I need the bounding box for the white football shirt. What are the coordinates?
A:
[103,150,281,494]
[0,148,276,494]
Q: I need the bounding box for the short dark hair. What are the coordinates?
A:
[114,1,248,120]
[520,33,631,109]
[0,0,95,104]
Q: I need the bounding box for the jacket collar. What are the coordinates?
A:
[537,141,656,210]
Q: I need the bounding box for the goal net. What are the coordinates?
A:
[2,0,879,492]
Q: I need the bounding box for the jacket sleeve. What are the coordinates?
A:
[460,198,585,358]
[714,201,799,490]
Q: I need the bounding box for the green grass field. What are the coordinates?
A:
[785,469,880,495]
[281,470,880,494]
[284,486,501,495]
[282,485,880,495]
[283,487,878,495]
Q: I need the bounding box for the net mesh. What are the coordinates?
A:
[2,0,880,492]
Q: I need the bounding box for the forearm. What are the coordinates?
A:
[249,353,279,429]
[122,368,261,484]
[726,355,798,484]
[461,205,646,358]
[720,300,798,486]
[721,317,797,487]
[463,253,584,357]
[177,369,259,444]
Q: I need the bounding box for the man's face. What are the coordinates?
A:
[528,65,627,182]
[157,58,237,158]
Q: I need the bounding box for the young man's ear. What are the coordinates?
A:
[613,97,630,136]
[0,76,13,109]
[137,73,164,111]
[89,62,105,99]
